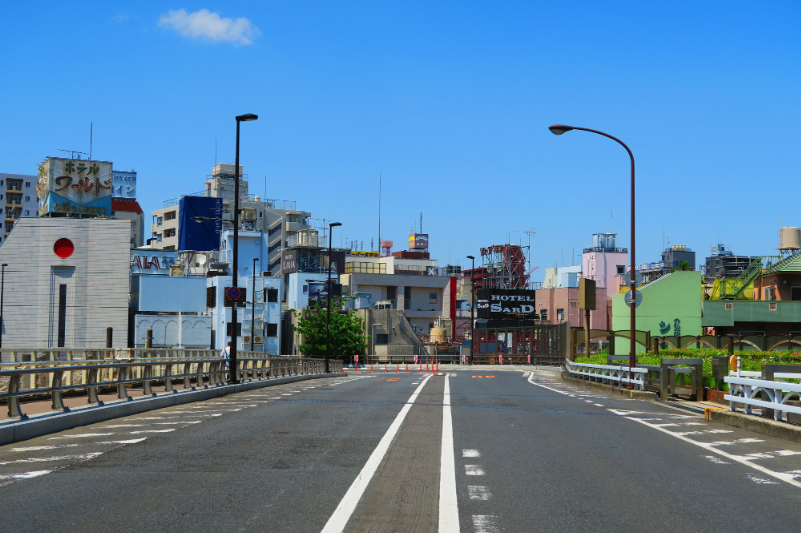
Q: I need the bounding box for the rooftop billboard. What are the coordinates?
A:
[37,157,113,217]
[112,170,137,200]
[178,196,223,251]
[476,289,537,320]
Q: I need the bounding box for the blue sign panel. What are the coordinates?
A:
[178,196,223,251]
[112,170,137,200]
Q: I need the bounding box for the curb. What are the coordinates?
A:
[707,409,801,445]
[559,371,658,401]
[0,372,347,446]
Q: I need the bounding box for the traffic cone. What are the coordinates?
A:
[426,361,430,373]
[396,363,399,373]
[384,363,388,373]
[419,362,422,373]
[371,363,374,373]
[405,363,409,373]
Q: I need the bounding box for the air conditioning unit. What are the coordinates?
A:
[253,335,264,344]
[241,207,257,221]
[242,335,251,344]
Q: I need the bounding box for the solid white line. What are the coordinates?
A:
[439,374,459,533]
[622,415,801,488]
[320,374,433,533]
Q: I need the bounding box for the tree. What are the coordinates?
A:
[292,298,368,358]
[671,261,691,273]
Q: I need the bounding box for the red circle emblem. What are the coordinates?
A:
[54,238,74,258]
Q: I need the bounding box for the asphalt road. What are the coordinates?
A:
[1,368,801,532]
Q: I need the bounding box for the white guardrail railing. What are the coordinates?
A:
[725,371,801,422]
[566,361,646,390]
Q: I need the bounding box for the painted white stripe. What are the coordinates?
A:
[472,515,500,533]
[462,449,481,458]
[465,465,485,476]
[128,429,175,434]
[0,453,103,466]
[747,473,779,485]
[49,433,115,440]
[320,374,433,533]
[0,470,51,481]
[619,415,801,488]
[468,485,492,500]
[439,374,459,533]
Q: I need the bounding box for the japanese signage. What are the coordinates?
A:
[131,251,178,274]
[476,289,537,320]
[409,233,429,250]
[282,250,297,274]
[112,170,137,200]
[38,157,113,217]
[350,250,379,257]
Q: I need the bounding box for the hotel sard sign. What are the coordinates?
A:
[476,289,537,320]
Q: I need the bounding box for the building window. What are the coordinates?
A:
[303,284,308,293]
[540,309,548,321]
[25,196,30,201]
[157,216,163,226]
[557,309,565,322]
[429,292,438,304]
[157,234,162,243]
[25,182,30,187]
[266,323,278,337]
[24,210,29,216]
[617,265,626,275]
[165,211,176,221]
[265,288,279,302]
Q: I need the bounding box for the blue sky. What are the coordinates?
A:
[2,2,799,279]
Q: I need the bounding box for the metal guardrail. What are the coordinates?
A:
[1,355,340,419]
[726,376,801,422]
[566,361,646,390]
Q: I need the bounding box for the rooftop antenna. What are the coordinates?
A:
[58,149,88,160]
[215,139,217,165]
[378,173,382,248]
[420,212,423,234]
[89,122,92,160]
[610,211,613,232]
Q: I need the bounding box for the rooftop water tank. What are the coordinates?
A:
[780,227,801,250]
[592,232,617,250]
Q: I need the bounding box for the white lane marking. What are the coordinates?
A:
[49,433,115,440]
[614,413,801,488]
[463,449,481,458]
[0,453,103,466]
[439,373,459,533]
[465,465,485,476]
[472,515,500,533]
[707,438,765,447]
[704,456,731,465]
[594,404,605,407]
[101,424,149,428]
[747,473,779,485]
[129,429,175,434]
[0,470,51,481]
[675,430,734,436]
[522,371,531,377]
[527,373,569,395]
[12,438,147,452]
[153,421,201,425]
[468,485,492,500]
[731,450,801,461]
[320,374,433,533]
[281,393,293,396]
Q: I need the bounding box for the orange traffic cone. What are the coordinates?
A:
[396,363,399,373]
[384,363,387,373]
[426,361,430,373]
[405,363,409,373]
[419,362,422,373]
[371,363,374,373]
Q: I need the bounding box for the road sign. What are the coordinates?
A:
[624,289,643,308]
[224,286,247,307]
[624,270,643,287]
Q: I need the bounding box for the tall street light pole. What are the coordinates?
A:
[251,257,259,352]
[229,113,258,384]
[466,255,475,365]
[549,124,637,384]
[0,263,7,349]
[325,221,342,373]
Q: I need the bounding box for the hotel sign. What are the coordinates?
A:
[476,289,537,320]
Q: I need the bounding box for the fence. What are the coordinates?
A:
[472,323,567,365]
[725,365,801,423]
[566,361,646,390]
[0,349,338,418]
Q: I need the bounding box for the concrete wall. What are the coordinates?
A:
[612,271,702,353]
[0,218,130,348]
[135,315,211,348]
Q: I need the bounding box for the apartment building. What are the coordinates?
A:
[0,173,38,244]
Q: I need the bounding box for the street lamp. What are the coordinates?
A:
[0,263,7,349]
[466,255,475,365]
[229,113,258,384]
[549,124,637,383]
[251,257,259,352]
[325,221,342,372]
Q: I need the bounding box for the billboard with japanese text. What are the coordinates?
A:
[112,170,137,200]
[38,157,113,217]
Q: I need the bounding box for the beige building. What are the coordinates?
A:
[149,164,312,274]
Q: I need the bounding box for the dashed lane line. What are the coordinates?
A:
[468,485,492,500]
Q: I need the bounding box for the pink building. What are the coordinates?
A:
[581,232,629,292]
[534,286,607,329]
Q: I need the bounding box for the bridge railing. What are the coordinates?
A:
[0,354,339,419]
[566,361,646,390]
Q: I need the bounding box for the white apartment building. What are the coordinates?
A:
[0,173,39,244]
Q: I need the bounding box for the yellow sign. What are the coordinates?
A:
[350,251,379,257]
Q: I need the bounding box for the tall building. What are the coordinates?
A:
[149,164,312,275]
[0,173,38,244]
[661,244,695,271]
[582,232,628,290]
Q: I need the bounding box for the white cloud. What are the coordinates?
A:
[159,9,259,45]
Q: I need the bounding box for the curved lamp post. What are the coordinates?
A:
[229,113,258,384]
[549,124,637,384]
